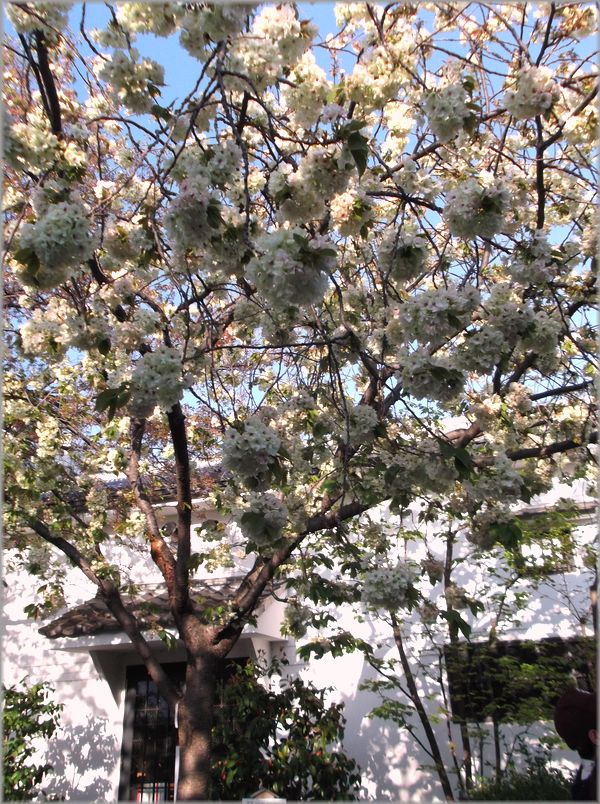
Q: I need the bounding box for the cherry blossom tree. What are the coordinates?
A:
[3,2,597,799]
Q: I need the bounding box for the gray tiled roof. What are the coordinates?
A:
[38,577,248,639]
[40,465,226,512]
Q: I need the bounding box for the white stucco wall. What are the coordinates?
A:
[3,480,595,801]
[284,480,596,799]
[4,601,122,799]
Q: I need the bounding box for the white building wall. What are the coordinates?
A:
[2,480,595,801]
[291,481,595,799]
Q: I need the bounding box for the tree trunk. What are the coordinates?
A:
[176,651,219,801]
[443,530,473,790]
[391,615,455,801]
[493,717,502,782]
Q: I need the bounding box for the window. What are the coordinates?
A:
[119,663,185,802]
[118,659,247,801]
[444,636,596,724]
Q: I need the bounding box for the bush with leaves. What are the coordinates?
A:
[3,680,63,801]
[468,745,573,801]
[210,658,361,800]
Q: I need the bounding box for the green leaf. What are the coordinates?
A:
[347,131,369,177]
[240,511,265,538]
[292,233,309,248]
[320,478,340,496]
[462,75,476,93]
[278,445,292,461]
[12,245,40,270]
[440,609,472,639]
[187,553,203,572]
[97,337,111,356]
[151,104,172,121]
[206,199,223,229]
[95,383,130,418]
[447,312,463,330]
[453,446,474,476]
[384,465,399,486]
[95,387,119,413]
[343,119,367,134]
[156,629,178,650]
[491,520,523,549]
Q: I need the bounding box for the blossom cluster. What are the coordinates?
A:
[421,557,445,584]
[112,307,162,353]
[95,49,164,114]
[222,416,281,483]
[329,186,374,237]
[238,491,289,547]
[179,4,250,59]
[503,66,560,120]
[269,144,355,224]
[205,140,243,189]
[383,102,415,154]
[419,601,440,624]
[19,308,66,359]
[382,438,459,500]
[4,115,60,173]
[456,326,508,375]
[342,404,379,446]
[164,177,221,252]
[424,83,476,142]
[281,52,331,130]
[103,222,152,266]
[444,583,470,610]
[128,345,187,418]
[463,453,523,505]
[344,26,416,111]
[444,176,509,239]
[485,284,536,344]
[467,505,515,550]
[379,228,428,284]
[35,417,62,460]
[483,285,561,367]
[16,200,94,290]
[281,600,311,638]
[401,350,466,403]
[226,5,316,91]
[115,3,179,36]
[398,284,480,347]
[362,561,418,611]
[246,229,335,312]
[509,231,559,285]
[6,2,71,40]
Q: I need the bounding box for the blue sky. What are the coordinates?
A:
[3,3,344,106]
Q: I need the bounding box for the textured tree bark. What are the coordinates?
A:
[176,650,219,801]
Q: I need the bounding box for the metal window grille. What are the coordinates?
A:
[119,659,248,801]
[120,663,185,802]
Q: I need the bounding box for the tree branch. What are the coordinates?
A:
[25,515,180,706]
[127,418,176,590]
[218,500,371,645]
[505,431,597,461]
[33,32,62,136]
[530,379,593,401]
[167,403,193,615]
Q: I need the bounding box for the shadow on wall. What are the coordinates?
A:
[41,717,118,801]
[336,652,445,802]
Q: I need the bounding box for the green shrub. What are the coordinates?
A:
[3,680,63,801]
[210,658,361,800]
[468,750,573,801]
